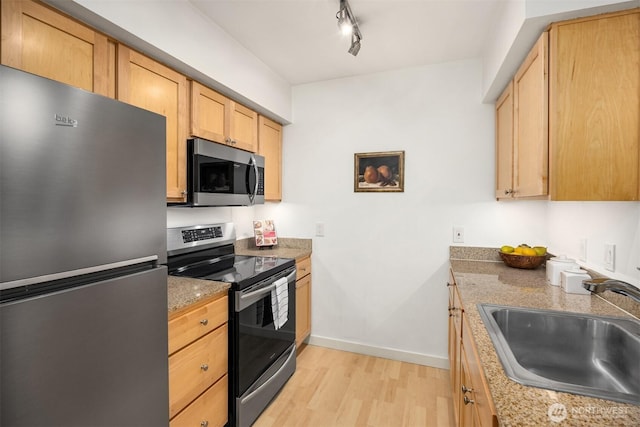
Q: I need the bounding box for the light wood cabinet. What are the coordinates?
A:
[497,9,640,201]
[190,81,230,145]
[258,116,283,201]
[230,102,258,152]
[549,9,640,201]
[495,32,548,199]
[190,81,258,153]
[295,256,312,347]
[495,82,514,199]
[168,295,228,426]
[1,0,113,96]
[447,271,498,427]
[117,46,188,202]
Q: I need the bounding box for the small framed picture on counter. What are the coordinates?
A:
[354,150,405,192]
[253,219,278,247]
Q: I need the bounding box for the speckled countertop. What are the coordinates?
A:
[167,276,230,318]
[235,237,312,261]
[167,238,312,317]
[450,247,640,426]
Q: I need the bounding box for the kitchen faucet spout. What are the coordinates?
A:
[582,278,640,303]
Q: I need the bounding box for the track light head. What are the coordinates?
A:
[336,0,362,56]
[348,34,361,56]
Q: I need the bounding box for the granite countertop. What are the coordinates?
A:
[235,237,312,262]
[450,248,640,426]
[167,276,230,318]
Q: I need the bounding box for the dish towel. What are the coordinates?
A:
[271,277,289,330]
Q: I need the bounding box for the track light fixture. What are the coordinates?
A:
[336,0,362,56]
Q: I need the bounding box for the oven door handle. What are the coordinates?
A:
[235,269,296,312]
[238,283,276,310]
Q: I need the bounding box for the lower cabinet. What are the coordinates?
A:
[168,295,228,426]
[448,271,498,427]
[295,256,312,347]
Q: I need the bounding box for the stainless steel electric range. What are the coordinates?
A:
[167,223,296,427]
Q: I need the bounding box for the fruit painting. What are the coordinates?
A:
[354,151,405,192]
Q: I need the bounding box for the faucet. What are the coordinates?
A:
[582,278,640,303]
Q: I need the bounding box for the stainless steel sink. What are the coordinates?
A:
[477,304,640,405]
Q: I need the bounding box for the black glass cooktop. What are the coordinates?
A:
[169,248,294,290]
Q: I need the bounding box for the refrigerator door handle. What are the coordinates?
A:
[0,255,158,290]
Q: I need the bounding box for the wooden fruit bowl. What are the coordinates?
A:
[499,251,546,269]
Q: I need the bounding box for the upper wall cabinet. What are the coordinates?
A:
[495,82,514,199]
[191,81,258,153]
[117,46,188,202]
[496,8,639,201]
[258,116,283,201]
[229,102,258,153]
[495,33,548,200]
[549,9,639,201]
[1,0,114,97]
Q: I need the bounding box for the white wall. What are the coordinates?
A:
[231,59,551,366]
[227,59,639,367]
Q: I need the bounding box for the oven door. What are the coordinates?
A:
[187,138,264,206]
[230,266,296,426]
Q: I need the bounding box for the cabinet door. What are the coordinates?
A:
[190,81,230,144]
[117,46,188,202]
[495,82,514,199]
[1,0,111,96]
[549,10,639,200]
[295,273,311,348]
[258,116,283,201]
[229,101,258,152]
[513,32,548,198]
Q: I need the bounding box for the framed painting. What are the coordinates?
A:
[354,151,405,192]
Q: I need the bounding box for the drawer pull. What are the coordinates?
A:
[200,364,209,371]
[200,319,209,326]
[463,396,475,405]
[461,385,473,394]
[201,421,209,427]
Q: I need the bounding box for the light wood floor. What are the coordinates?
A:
[254,345,455,427]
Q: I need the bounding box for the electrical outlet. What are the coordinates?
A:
[604,243,615,272]
[453,227,464,243]
[315,222,325,237]
[579,238,587,262]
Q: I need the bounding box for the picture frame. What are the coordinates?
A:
[354,151,405,192]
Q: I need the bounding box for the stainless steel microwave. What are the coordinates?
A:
[176,138,265,207]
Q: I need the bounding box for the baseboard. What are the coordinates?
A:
[306,335,450,370]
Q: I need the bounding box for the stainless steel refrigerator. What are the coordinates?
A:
[0,65,169,426]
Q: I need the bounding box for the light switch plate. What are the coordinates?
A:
[604,243,615,272]
[453,227,464,243]
[315,222,325,237]
[579,238,587,262]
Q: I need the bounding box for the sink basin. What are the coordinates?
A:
[477,304,640,405]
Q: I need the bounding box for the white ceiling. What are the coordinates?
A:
[189,0,505,85]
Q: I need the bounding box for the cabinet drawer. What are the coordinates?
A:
[168,296,228,355]
[169,324,228,419]
[170,374,228,427]
[296,256,311,279]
